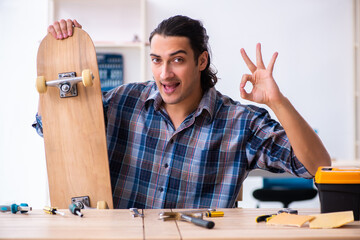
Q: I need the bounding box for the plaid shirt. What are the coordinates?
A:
[33,80,312,208]
[102,81,312,209]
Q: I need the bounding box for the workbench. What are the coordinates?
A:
[0,208,359,239]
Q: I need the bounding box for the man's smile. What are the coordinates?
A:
[161,81,180,94]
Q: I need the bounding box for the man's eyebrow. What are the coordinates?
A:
[170,50,187,56]
[150,50,187,58]
[150,53,160,58]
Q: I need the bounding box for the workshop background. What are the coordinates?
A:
[0,0,356,209]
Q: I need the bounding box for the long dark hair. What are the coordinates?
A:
[149,15,218,91]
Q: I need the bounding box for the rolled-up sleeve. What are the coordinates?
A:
[246,107,313,178]
[32,113,43,137]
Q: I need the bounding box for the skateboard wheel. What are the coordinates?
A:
[97,201,109,209]
[82,69,93,87]
[36,76,47,93]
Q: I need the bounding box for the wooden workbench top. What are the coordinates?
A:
[0,208,359,239]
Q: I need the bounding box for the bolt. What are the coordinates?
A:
[61,83,71,93]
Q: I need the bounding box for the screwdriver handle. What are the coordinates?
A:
[44,206,56,215]
[255,214,275,223]
[69,203,83,217]
[44,206,65,216]
[205,211,224,217]
[0,205,11,212]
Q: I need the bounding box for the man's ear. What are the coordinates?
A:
[198,51,208,71]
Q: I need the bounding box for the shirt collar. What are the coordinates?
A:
[195,86,216,121]
[145,81,217,121]
[145,81,162,111]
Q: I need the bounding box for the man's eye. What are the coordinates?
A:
[174,58,183,63]
[151,58,160,63]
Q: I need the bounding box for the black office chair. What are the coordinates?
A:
[252,177,318,208]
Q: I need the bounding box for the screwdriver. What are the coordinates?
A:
[69,203,83,217]
[0,203,32,214]
[43,206,65,216]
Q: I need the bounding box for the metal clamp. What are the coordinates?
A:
[130,208,144,218]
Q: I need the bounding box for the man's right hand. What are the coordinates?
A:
[48,19,82,40]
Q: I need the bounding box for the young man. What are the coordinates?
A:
[38,15,331,209]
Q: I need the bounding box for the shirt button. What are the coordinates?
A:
[159,187,164,192]
[164,163,169,168]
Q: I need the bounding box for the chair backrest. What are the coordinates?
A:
[254,177,318,208]
[263,177,314,189]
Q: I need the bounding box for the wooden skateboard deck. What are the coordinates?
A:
[36,28,113,209]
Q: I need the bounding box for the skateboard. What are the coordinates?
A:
[36,27,113,209]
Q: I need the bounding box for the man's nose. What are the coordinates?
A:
[160,63,174,80]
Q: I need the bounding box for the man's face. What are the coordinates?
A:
[150,34,207,109]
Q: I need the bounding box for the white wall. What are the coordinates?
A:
[0,0,49,208]
[146,0,355,161]
[0,0,355,208]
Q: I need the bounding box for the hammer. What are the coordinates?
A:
[159,211,215,229]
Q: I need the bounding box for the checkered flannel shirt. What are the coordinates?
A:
[102,81,312,208]
[33,80,312,208]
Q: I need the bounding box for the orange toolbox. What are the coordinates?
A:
[315,167,360,220]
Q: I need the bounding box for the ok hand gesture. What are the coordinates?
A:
[240,43,282,109]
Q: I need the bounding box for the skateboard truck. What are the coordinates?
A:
[36,69,94,98]
[71,196,93,209]
[58,72,78,98]
[71,196,109,209]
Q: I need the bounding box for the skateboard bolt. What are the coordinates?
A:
[61,83,71,93]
